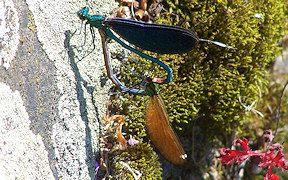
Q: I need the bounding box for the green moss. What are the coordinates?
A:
[109,143,162,179]
[109,0,286,178]
[120,0,286,139]
[104,95,162,178]
[152,0,286,136]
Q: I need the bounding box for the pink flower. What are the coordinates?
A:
[128,136,139,146]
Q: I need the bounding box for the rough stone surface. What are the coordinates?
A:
[0,0,118,179]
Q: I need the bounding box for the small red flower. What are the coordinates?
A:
[233,137,250,152]
[218,137,251,164]
[218,148,250,164]
[264,172,279,180]
[264,166,279,180]
[218,134,288,180]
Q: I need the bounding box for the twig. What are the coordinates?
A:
[274,81,288,137]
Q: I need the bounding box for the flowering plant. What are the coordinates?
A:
[217,131,288,180]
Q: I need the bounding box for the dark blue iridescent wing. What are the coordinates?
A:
[106,18,199,54]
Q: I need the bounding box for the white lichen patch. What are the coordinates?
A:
[0,0,20,69]
[0,82,54,179]
[25,0,119,179]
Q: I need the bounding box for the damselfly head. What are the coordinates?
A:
[77,7,89,20]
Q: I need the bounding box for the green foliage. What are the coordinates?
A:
[120,0,286,141]
[111,0,286,178]
[154,0,286,136]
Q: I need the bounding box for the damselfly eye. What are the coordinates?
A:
[77,13,85,20]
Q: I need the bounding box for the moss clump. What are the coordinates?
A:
[102,96,162,179]
[110,0,286,178]
[109,143,162,179]
[152,0,286,136]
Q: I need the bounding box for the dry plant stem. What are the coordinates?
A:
[274,81,288,138]
[102,115,127,148]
